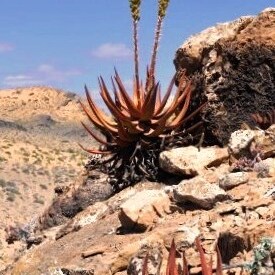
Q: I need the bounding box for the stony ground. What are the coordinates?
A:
[2,125,274,275]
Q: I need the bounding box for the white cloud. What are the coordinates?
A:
[37,64,81,81]
[2,64,81,87]
[91,43,131,59]
[3,75,42,86]
[0,42,14,53]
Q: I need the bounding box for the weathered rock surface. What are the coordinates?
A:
[119,189,171,231]
[228,126,275,160]
[55,201,108,240]
[228,129,262,158]
[254,125,275,158]
[38,171,113,230]
[219,172,249,190]
[174,8,275,145]
[173,177,229,209]
[6,167,274,274]
[159,146,228,176]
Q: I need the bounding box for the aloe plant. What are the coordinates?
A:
[80,0,205,191]
[251,109,275,130]
[142,238,223,275]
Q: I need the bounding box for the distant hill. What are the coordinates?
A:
[0,86,99,269]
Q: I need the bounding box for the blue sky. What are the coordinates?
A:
[0,0,273,96]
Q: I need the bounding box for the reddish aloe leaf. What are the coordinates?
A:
[82,100,118,134]
[170,93,191,127]
[155,83,162,111]
[174,80,191,107]
[81,122,114,146]
[166,239,179,275]
[139,80,146,105]
[152,80,191,126]
[122,119,144,134]
[111,78,126,110]
[78,143,112,154]
[142,81,158,108]
[195,237,212,275]
[251,113,262,124]
[99,77,132,122]
[251,109,275,129]
[81,100,117,133]
[169,101,206,130]
[145,65,154,93]
[160,74,188,115]
[181,102,207,125]
[267,110,275,123]
[144,121,166,137]
[79,101,106,131]
[215,244,223,275]
[84,85,116,128]
[116,121,137,143]
[154,74,176,116]
[111,77,130,114]
[141,83,160,120]
[167,84,192,128]
[182,251,189,275]
[144,81,195,136]
[114,69,141,118]
[142,253,149,275]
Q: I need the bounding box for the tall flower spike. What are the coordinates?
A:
[146,0,170,92]
[129,0,141,21]
[158,0,170,18]
[129,0,141,96]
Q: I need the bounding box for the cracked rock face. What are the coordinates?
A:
[174,8,275,145]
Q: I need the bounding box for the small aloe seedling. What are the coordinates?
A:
[142,238,223,275]
[81,0,205,191]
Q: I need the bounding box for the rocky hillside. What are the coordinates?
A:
[0,86,96,269]
[2,126,275,275]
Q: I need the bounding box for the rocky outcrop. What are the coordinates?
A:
[174,8,275,145]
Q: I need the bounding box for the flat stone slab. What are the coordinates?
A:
[159,146,228,176]
[173,177,229,209]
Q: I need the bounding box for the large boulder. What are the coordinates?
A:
[174,8,275,145]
